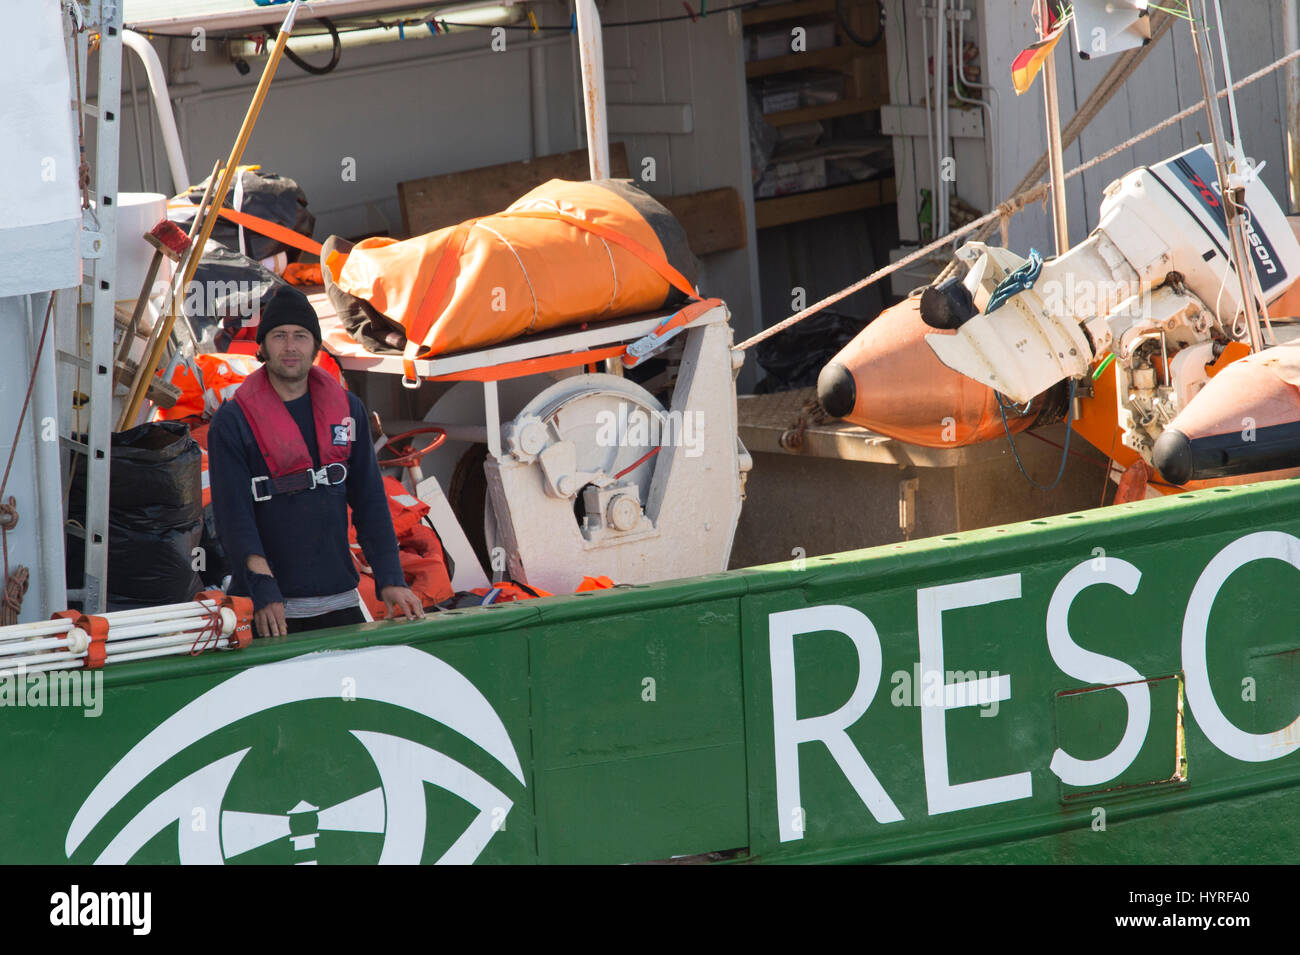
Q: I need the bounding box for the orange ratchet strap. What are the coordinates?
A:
[165,202,323,257]
[51,610,109,669]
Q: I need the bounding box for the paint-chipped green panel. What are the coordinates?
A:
[535,743,748,864]
[529,596,748,863]
[1055,675,1185,801]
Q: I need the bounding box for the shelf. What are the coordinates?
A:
[754,177,896,230]
[762,95,887,126]
[742,0,836,28]
[745,43,882,79]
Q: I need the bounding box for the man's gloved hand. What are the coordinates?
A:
[380,585,426,620]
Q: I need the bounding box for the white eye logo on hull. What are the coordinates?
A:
[66,646,525,865]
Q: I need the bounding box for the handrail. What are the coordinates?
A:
[122,29,189,193]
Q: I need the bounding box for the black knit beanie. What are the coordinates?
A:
[257,285,321,345]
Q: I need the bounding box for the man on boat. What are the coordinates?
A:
[208,286,424,636]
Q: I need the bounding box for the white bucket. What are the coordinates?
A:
[113,192,173,302]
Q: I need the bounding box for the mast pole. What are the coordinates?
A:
[1190,0,1267,353]
[1040,0,1070,256]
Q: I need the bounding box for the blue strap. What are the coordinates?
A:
[985,249,1043,315]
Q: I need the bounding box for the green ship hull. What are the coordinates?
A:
[6,480,1300,864]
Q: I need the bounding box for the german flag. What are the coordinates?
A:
[1011,18,1067,95]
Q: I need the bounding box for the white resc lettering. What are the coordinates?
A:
[1183,531,1300,761]
[917,575,1031,814]
[769,605,902,843]
[1046,559,1151,786]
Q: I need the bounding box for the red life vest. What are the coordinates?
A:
[233,365,354,496]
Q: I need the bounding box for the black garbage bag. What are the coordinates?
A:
[753,309,869,394]
[108,422,204,608]
[184,239,287,351]
[169,167,315,262]
[66,422,203,610]
[196,504,230,589]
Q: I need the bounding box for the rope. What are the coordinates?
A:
[998,378,1077,491]
[188,597,225,656]
[1,565,27,628]
[736,28,1300,352]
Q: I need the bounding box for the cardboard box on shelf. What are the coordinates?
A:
[755,157,827,199]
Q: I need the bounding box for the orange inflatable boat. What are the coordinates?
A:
[816,292,1063,447]
[1153,343,1300,485]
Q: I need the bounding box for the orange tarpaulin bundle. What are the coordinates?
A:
[321,179,699,364]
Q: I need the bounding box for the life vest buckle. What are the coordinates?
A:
[250,462,347,501]
[310,462,348,489]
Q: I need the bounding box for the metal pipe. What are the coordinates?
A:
[955,0,999,204]
[228,4,525,58]
[0,634,73,656]
[28,292,66,621]
[1285,0,1300,212]
[0,620,72,640]
[950,5,995,207]
[104,612,219,642]
[574,0,610,179]
[125,53,149,192]
[122,29,190,193]
[920,5,937,237]
[0,655,88,679]
[101,601,215,620]
[941,0,951,237]
[1039,0,1069,255]
[0,599,217,642]
[1191,0,1266,352]
[105,643,214,665]
[1211,0,1244,156]
[530,40,550,158]
[105,631,215,654]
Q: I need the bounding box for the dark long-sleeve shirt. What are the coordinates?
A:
[207,387,405,609]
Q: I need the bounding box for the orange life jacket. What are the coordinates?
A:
[465,575,614,605]
[350,475,454,616]
[325,179,699,373]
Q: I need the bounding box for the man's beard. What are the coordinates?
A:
[268,355,311,383]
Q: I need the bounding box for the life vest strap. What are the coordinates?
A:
[251,462,348,501]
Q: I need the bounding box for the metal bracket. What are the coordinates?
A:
[81,230,106,259]
[899,477,919,540]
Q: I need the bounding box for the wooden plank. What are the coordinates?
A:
[661,188,746,256]
[754,177,897,230]
[764,95,887,127]
[745,43,884,80]
[742,0,835,28]
[397,144,632,237]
